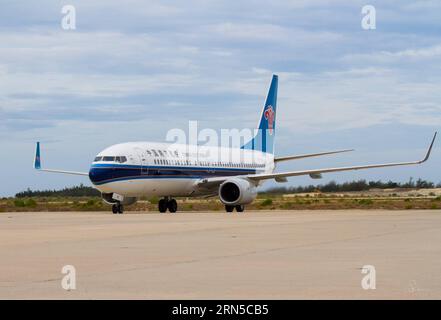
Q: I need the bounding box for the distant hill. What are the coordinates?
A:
[16,184,100,198]
[263,178,440,194]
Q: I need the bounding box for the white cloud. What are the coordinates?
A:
[343,44,441,64]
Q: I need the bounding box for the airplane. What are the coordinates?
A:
[34,74,437,214]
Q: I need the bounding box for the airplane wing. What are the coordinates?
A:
[274,149,354,163]
[33,142,89,176]
[248,132,436,182]
[197,132,436,187]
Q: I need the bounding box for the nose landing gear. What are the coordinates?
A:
[112,202,124,214]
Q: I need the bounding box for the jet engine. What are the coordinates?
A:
[218,178,257,206]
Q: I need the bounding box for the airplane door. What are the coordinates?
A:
[141,159,149,175]
[133,148,148,175]
[141,153,149,175]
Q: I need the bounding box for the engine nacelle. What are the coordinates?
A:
[218,178,257,206]
[101,193,137,206]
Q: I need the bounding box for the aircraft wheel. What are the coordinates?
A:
[158,199,168,213]
[112,204,118,214]
[225,205,234,213]
[235,205,244,212]
[118,204,124,214]
[168,199,177,213]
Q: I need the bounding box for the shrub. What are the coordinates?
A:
[282,202,292,209]
[25,199,37,207]
[149,196,159,204]
[14,199,25,207]
[261,199,273,206]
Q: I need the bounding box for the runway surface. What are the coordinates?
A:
[1,210,441,299]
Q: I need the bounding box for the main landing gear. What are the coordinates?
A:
[112,202,124,214]
[158,197,177,213]
[225,205,245,213]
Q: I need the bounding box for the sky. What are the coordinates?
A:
[1,0,440,196]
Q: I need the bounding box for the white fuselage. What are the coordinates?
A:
[88,142,274,197]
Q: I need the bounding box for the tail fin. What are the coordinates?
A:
[241,74,278,154]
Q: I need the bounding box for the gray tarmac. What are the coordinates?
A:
[1,210,441,299]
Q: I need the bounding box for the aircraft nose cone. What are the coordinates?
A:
[89,166,115,185]
[89,167,98,184]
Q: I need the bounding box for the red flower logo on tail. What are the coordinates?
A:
[264,105,275,135]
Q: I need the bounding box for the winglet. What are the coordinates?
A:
[34,142,41,170]
[421,132,437,163]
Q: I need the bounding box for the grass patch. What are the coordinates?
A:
[14,198,37,208]
[358,199,373,205]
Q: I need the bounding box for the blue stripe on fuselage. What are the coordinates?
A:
[89,164,257,186]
